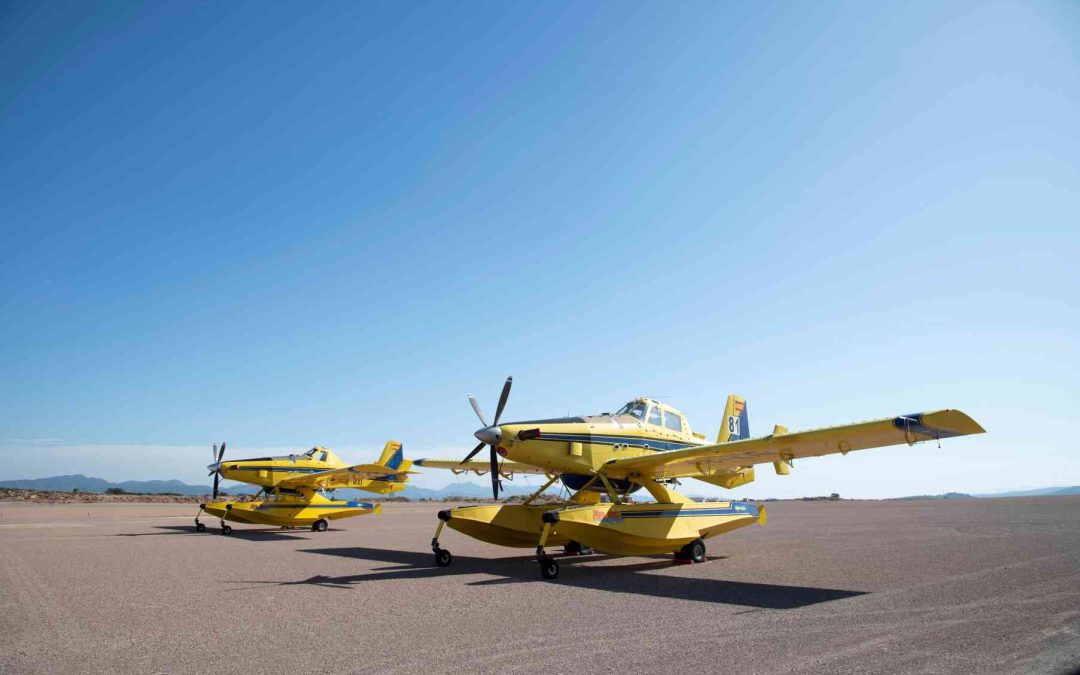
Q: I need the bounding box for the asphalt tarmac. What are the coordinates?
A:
[1,497,1077,674]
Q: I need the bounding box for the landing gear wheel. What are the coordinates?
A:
[540,557,560,580]
[195,522,206,533]
[680,538,706,563]
[312,519,329,533]
[434,548,452,567]
[221,525,233,536]
[564,541,593,556]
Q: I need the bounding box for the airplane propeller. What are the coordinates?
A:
[461,376,512,500]
[208,442,227,499]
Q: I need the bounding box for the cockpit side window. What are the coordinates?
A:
[663,410,683,432]
[616,401,648,420]
[647,405,663,426]
[318,451,328,462]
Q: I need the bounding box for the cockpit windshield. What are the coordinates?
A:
[304,448,318,457]
[615,401,648,421]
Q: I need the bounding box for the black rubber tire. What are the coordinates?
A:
[195,522,206,533]
[540,558,560,580]
[564,540,593,555]
[673,549,688,561]
[221,525,233,536]
[682,538,706,563]
[434,549,452,567]
[312,519,329,533]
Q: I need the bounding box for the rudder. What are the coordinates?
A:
[377,440,404,469]
[717,395,750,443]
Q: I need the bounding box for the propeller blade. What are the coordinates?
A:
[460,441,486,464]
[217,442,227,463]
[468,395,488,427]
[492,376,512,426]
[212,444,218,461]
[489,447,500,500]
[212,471,220,499]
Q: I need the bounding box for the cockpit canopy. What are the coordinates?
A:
[303,447,330,463]
[614,399,685,433]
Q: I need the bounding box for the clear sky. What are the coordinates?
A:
[2,1,1077,498]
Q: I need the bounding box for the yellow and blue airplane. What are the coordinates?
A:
[195,441,413,535]
[418,377,985,579]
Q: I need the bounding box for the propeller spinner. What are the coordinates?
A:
[461,376,512,499]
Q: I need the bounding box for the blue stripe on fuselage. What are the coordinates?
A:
[227,466,325,473]
[536,433,695,452]
[254,501,374,510]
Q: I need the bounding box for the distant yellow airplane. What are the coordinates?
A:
[418,377,985,579]
[195,441,413,535]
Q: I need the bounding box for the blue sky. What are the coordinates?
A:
[1,1,1077,498]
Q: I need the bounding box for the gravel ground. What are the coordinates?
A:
[0,497,1077,674]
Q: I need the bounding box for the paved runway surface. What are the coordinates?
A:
[1,497,1077,674]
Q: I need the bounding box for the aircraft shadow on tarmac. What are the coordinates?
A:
[228,546,866,609]
[115,525,311,541]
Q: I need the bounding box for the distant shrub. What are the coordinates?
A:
[104,487,128,495]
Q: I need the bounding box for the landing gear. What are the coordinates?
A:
[432,510,453,568]
[675,538,706,563]
[537,510,561,580]
[221,524,233,536]
[434,548,453,567]
[539,555,560,580]
[564,540,592,556]
[312,519,329,533]
[195,522,206,533]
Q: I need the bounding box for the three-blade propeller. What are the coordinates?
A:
[208,442,226,499]
[461,376,512,500]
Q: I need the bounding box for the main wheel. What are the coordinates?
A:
[195,522,206,533]
[434,548,453,567]
[681,538,706,563]
[221,525,233,536]
[312,519,329,533]
[564,540,593,555]
[540,557,560,580]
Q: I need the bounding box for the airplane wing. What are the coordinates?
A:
[277,464,416,491]
[600,410,985,481]
[413,458,550,477]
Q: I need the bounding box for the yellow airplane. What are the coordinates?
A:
[418,377,985,579]
[195,440,413,535]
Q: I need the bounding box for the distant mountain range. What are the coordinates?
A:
[0,474,556,500]
[975,486,1080,498]
[1,474,1077,500]
[0,474,238,496]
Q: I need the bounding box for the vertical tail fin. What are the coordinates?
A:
[717,395,750,443]
[377,440,404,469]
